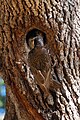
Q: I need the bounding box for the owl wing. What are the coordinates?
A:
[29,65,45,84]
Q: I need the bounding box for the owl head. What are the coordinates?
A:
[26,28,46,50]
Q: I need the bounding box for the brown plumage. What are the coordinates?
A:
[28,35,61,98]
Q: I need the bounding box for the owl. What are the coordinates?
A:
[27,31,61,98]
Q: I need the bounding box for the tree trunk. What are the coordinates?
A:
[0,0,80,120]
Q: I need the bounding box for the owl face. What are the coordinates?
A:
[26,28,46,50]
[28,36,44,50]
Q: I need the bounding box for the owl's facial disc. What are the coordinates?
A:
[28,36,44,50]
[34,36,44,47]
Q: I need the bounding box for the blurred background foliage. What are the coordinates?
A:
[0,77,6,116]
[0,79,6,108]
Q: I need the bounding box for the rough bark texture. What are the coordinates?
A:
[0,0,80,120]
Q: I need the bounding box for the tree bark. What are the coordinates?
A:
[0,0,80,120]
